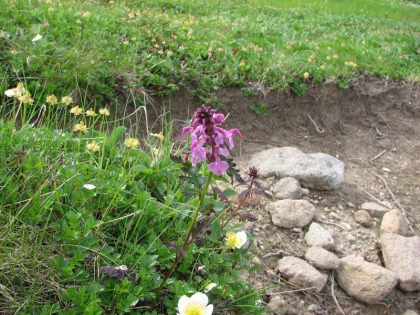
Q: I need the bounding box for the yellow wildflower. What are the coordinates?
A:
[74,121,87,132]
[10,48,17,54]
[86,141,100,151]
[167,50,173,56]
[18,91,34,104]
[82,11,90,17]
[46,94,58,104]
[86,108,96,116]
[48,7,54,11]
[70,106,83,115]
[304,72,309,78]
[76,19,81,24]
[124,137,140,148]
[99,108,110,116]
[61,95,73,105]
[151,132,164,140]
[333,54,339,59]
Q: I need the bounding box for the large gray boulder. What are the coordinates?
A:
[277,257,328,292]
[268,199,316,229]
[336,255,398,304]
[380,233,420,292]
[248,147,345,190]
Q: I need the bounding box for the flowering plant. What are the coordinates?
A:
[182,105,242,176]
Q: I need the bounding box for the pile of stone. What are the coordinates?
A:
[248,147,419,307]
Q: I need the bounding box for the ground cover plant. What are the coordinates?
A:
[0,0,419,313]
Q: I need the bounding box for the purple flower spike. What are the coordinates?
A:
[182,105,242,176]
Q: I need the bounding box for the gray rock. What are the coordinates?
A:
[403,310,419,315]
[360,202,390,218]
[273,177,302,200]
[380,233,420,292]
[269,200,316,229]
[304,223,335,250]
[248,147,345,190]
[354,210,372,227]
[336,255,398,304]
[305,246,340,270]
[277,257,328,292]
[302,188,310,196]
[380,209,408,235]
[266,296,287,311]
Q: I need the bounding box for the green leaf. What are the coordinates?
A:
[223,189,237,197]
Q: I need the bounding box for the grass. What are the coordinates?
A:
[0,0,419,105]
[0,0,419,313]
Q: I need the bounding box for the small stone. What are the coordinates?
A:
[304,223,335,250]
[269,200,316,229]
[305,246,340,270]
[346,234,356,242]
[336,255,398,304]
[329,212,340,220]
[266,296,287,310]
[321,199,329,207]
[277,257,328,292]
[273,177,303,200]
[361,202,389,218]
[354,210,372,227]
[252,257,262,265]
[307,304,320,312]
[380,233,420,292]
[382,167,391,173]
[313,200,319,205]
[380,209,408,236]
[347,202,355,208]
[403,310,419,315]
[293,228,302,233]
[341,222,352,231]
[302,188,310,195]
[233,193,260,207]
[338,204,344,211]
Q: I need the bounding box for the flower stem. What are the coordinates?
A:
[221,194,249,230]
[208,247,228,270]
[156,171,214,296]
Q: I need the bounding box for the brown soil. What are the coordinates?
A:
[131,76,420,314]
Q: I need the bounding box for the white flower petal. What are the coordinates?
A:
[189,292,208,308]
[4,89,15,97]
[204,304,214,315]
[236,231,247,248]
[32,34,42,41]
[177,295,190,315]
[83,184,96,190]
[204,283,217,293]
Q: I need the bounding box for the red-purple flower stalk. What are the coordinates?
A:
[182,105,242,176]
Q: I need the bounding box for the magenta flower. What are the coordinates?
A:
[182,105,242,176]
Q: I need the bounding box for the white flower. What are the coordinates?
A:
[32,34,42,41]
[177,292,213,315]
[83,184,96,190]
[4,89,15,97]
[204,283,217,293]
[226,230,247,249]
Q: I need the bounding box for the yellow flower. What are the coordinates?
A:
[158,49,163,54]
[61,95,73,105]
[123,41,129,45]
[5,83,26,98]
[48,7,54,11]
[74,121,87,132]
[76,19,81,24]
[46,94,58,104]
[151,132,164,140]
[86,108,96,116]
[82,11,91,17]
[70,106,83,115]
[177,293,213,315]
[226,231,247,249]
[46,0,52,3]
[86,141,100,151]
[10,48,17,54]
[99,108,110,116]
[326,56,331,60]
[320,64,326,69]
[333,54,339,59]
[304,72,309,78]
[124,137,140,148]
[378,56,383,60]
[18,91,34,104]
[345,61,350,66]
[167,50,173,56]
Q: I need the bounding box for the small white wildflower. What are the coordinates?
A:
[83,184,96,190]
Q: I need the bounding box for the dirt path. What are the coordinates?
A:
[141,76,419,314]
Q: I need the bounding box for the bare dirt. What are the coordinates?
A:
[134,76,420,314]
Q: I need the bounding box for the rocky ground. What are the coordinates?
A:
[140,76,419,314]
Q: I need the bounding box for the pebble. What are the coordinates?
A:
[307,304,320,312]
[321,199,329,207]
[347,234,356,241]
[329,212,340,220]
[347,202,355,208]
[341,222,352,231]
[382,167,391,173]
[313,200,319,205]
